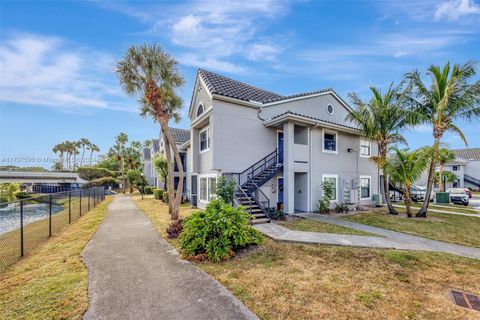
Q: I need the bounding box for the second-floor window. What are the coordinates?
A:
[323,131,337,153]
[360,139,371,157]
[199,127,210,153]
[452,165,459,171]
[173,152,187,172]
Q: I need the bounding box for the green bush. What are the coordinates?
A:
[216,176,235,204]
[84,176,119,188]
[144,186,153,194]
[153,189,163,200]
[317,181,334,214]
[265,207,286,220]
[163,191,169,203]
[180,200,264,262]
[14,191,32,200]
[77,166,118,180]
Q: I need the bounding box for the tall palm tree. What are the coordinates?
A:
[378,147,432,217]
[89,143,100,165]
[405,62,480,217]
[437,148,456,192]
[125,141,143,193]
[78,138,91,167]
[116,44,185,219]
[52,143,65,170]
[109,133,128,193]
[347,84,411,215]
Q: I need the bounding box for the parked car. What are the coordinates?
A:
[411,186,435,202]
[447,188,469,206]
[464,188,472,198]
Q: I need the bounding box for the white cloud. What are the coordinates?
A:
[435,0,480,20]
[247,44,281,62]
[0,33,133,113]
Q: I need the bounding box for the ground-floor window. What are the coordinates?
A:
[360,176,371,199]
[199,174,217,203]
[322,174,338,201]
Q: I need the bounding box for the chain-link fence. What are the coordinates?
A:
[0,187,105,272]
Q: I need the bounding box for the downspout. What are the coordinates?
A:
[309,122,320,212]
[257,105,266,121]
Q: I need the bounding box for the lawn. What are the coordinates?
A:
[401,202,478,214]
[342,209,480,248]
[0,196,112,320]
[279,217,376,236]
[132,195,480,320]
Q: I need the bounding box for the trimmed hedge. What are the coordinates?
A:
[84,176,119,188]
[153,189,163,200]
[144,186,153,194]
[163,191,169,203]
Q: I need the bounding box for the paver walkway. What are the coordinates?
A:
[254,213,480,260]
[82,195,257,320]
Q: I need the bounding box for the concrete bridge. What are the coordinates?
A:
[0,171,83,184]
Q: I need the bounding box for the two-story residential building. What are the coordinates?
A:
[184,69,380,222]
[142,139,160,187]
[437,148,480,190]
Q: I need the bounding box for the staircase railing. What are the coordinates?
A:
[252,180,270,214]
[231,149,280,187]
[465,174,480,187]
[233,183,253,215]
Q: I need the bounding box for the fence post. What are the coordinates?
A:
[79,190,82,217]
[20,200,24,257]
[68,191,72,224]
[49,194,52,237]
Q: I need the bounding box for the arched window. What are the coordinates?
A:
[196,104,204,117]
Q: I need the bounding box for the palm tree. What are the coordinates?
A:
[109,133,128,193]
[378,147,432,217]
[125,141,143,193]
[78,138,91,167]
[437,148,456,192]
[347,84,411,215]
[405,62,480,217]
[89,143,100,165]
[116,44,185,219]
[52,143,65,170]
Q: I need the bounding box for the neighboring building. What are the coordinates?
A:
[142,139,160,187]
[438,148,480,190]
[183,69,380,221]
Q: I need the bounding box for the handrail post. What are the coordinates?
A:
[20,200,24,257]
[48,194,52,237]
[68,191,71,224]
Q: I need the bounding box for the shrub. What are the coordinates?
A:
[317,181,334,214]
[84,176,119,188]
[144,186,153,194]
[216,176,235,204]
[77,166,118,180]
[334,202,350,213]
[153,189,163,200]
[14,191,32,200]
[265,207,286,220]
[163,191,169,203]
[180,200,264,262]
[166,218,184,238]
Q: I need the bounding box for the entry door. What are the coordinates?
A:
[277,177,284,203]
[277,131,284,164]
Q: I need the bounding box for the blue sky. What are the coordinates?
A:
[1,0,479,168]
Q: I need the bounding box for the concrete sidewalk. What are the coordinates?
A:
[254,213,480,260]
[82,195,257,320]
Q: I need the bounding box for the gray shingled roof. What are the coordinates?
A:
[199,69,284,103]
[452,148,480,160]
[169,127,190,144]
[268,111,359,131]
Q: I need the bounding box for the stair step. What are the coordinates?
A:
[252,213,267,218]
[251,218,270,225]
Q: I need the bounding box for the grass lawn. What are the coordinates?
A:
[404,202,478,214]
[342,209,480,248]
[0,196,112,320]
[279,217,376,236]
[132,195,480,320]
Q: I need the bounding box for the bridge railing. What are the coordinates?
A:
[0,187,105,273]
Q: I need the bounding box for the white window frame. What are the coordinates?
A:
[198,173,217,204]
[359,175,372,200]
[196,103,204,118]
[359,139,371,158]
[199,126,210,154]
[322,129,338,154]
[322,174,338,202]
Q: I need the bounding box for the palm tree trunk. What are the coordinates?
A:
[129,162,134,193]
[80,147,85,166]
[417,136,440,217]
[160,119,184,220]
[383,170,398,214]
[163,128,174,216]
[439,164,445,192]
[404,183,412,218]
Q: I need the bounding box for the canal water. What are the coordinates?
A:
[0,203,64,235]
